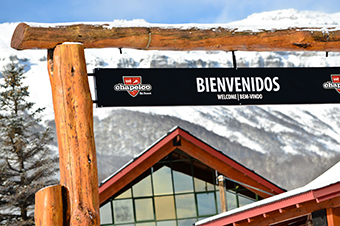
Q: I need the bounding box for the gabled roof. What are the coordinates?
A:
[99,126,285,205]
[195,161,340,226]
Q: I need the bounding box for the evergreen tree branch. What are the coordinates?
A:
[5,159,19,173]
[0,61,58,226]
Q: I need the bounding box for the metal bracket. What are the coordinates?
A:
[145,31,152,50]
[232,51,238,69]
[87,73,98,104]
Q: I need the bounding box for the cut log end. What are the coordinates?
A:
[11,22,29,50]
[35,185,64,226]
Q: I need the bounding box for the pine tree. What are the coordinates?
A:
[0,62,59,226]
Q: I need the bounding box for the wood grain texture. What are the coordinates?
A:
[35,185,64,226]
[11,23,340,51]
[327,206,340,226]
[218,175,227,212]
[47,43,99,225]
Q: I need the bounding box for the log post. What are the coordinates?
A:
[35,185,64,226]
[47,43,100,225]
[218,175,227,212]
[327,207,340,226]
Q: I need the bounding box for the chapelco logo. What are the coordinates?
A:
[323,74,340,94]
[114,76,152,97]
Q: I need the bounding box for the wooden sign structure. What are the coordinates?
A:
[10,22,340,226]
[93,67,340,107]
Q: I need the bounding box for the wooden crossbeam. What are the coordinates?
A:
[11,22,340,51]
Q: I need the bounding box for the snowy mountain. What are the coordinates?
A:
[2,8,340,190]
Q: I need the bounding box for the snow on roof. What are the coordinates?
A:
[195,160,340,225]
[305,161,340,188]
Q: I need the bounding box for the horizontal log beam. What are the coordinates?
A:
[11,23,340,51]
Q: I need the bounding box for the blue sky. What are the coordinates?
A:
[1,0,340,24]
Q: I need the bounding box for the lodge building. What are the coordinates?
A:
[98,127,286,226]
[98,126,340,226]
[195,159,340,226]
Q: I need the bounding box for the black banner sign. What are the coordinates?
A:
[93,67,340,107]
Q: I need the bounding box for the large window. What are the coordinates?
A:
[100,150,258,226]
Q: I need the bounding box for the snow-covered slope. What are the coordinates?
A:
[228,8,340,30]
[2,9,340,189]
